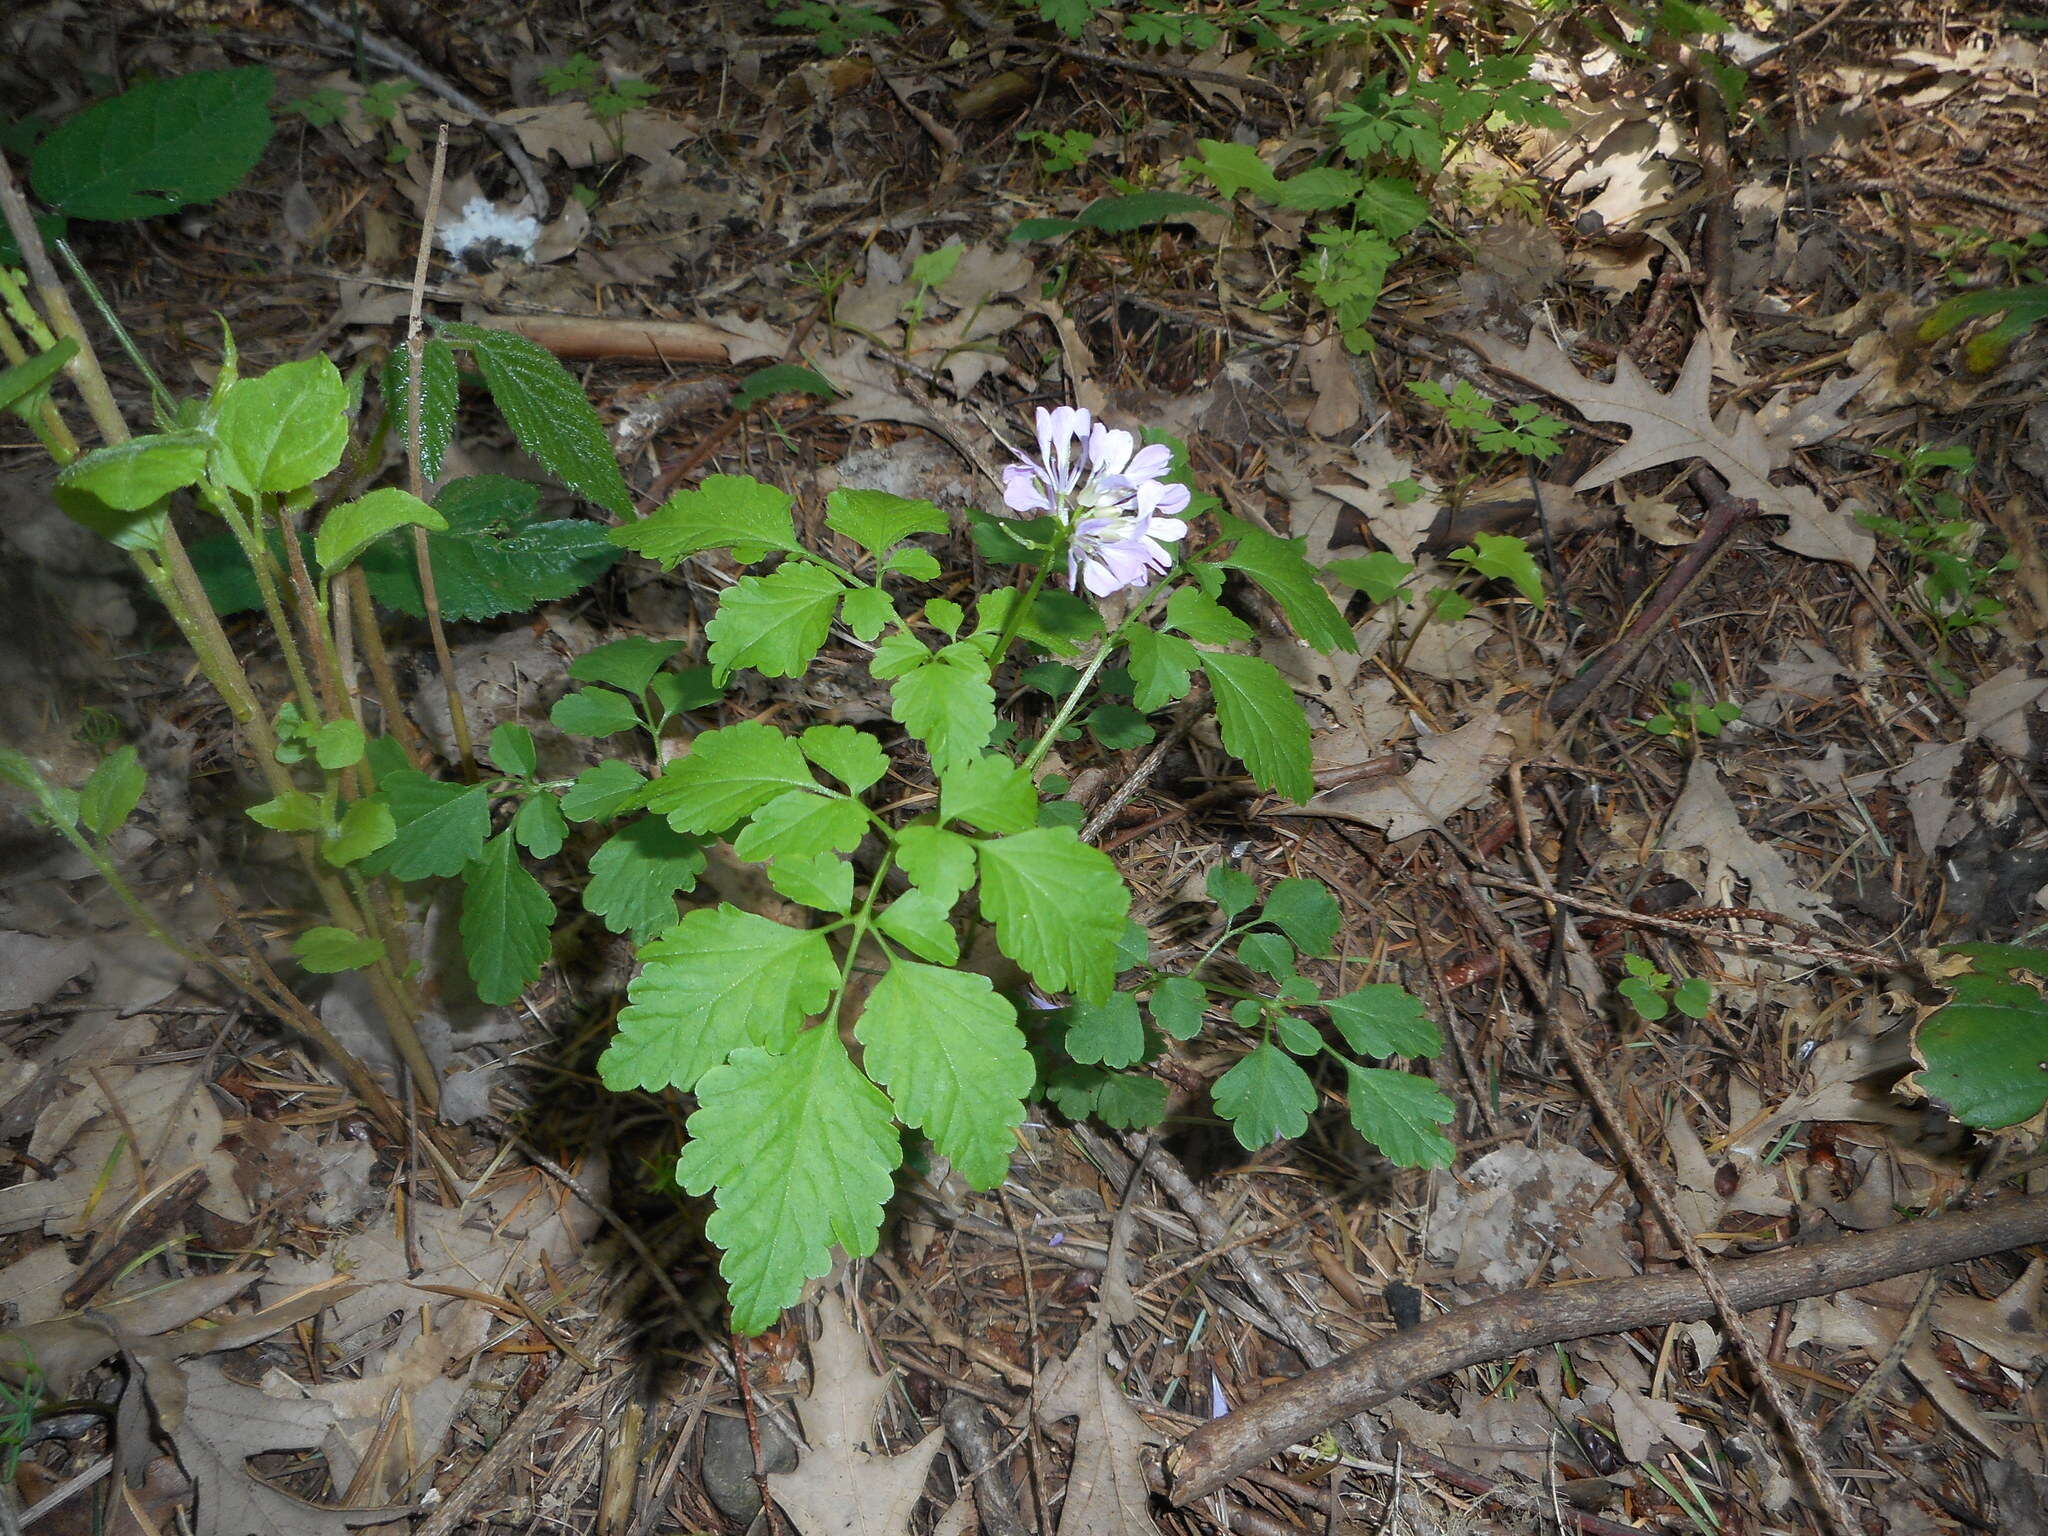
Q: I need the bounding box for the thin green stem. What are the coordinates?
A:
[985,554,1055,670]
[826,848,896,1032]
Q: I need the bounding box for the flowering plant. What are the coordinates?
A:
[7,210,1452,1335]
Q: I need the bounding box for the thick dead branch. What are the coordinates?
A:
[1168,1191,2048,1502]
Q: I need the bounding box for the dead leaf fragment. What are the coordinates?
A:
[1037,1318,1165,1536]
[1286,714,1515,838]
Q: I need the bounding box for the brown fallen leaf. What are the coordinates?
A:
[1282,713,1514,838]
[766,1288,954,1536]
[1037,1318,1166,1536]
[1661,758,1838,931]
[1463,329,1874,570]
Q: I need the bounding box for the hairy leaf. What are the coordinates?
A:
[441,321,632,516]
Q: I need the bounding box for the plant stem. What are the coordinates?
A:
[986,554,1055,669]
[346,563,429,767]
[1021,622,1127,776]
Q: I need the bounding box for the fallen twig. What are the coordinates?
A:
[1168,1190,2048,1501]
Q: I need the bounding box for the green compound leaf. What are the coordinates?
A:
[644,720,816,835]
[840,586,895,643]
[799,724,888,794]
[583,817,707,942]
[293,925,385,975]
[1125,627,1200,713]
[707,561,846,681]
[1164,584,1254,645]
[610,474,801,567]
[730,788,869,862]
[1326,984,1441,1058]
[599,905,839,1094]
[488,722,538,778]
[32,67,274,221]
[363,771,490,879]
[358,476,620,623]
[561,760,646,822]
[824,487,947,561]
[550,687,641,738]
[1262,877,1341,957]
[382,337,457,481]
[895,824,978,908]
[1216,522,1356,654]
[1344,1063,1455,1167]
[324,798,395,867]
[1238,931,1297,980]
[512,794,567,858]
[891,653,997,775]
[212,357,348,497]
[1908,946,2048,1129]
[78,746,146,837]
[939,755,1038,835]
[871,630,930,680]
[768,853,855,915]
[1352,175,1431,239]
[460,832,554,1005]
[440,322,632,517]
[316,487,447,575]
[1148,976,1207,1041]
[976,827,1130,1003]
[676,1027,900,1335]
[1201,652,1313,803]
[858,961,1031,1188]
[1061,992,1146,1068]
[570,636,683,697]
[1450,532,1547,608]
[1041,1066,1168,1130]
[1214,1041,1319,1149]
[875,887,959,964]
[1077,189,1225,230]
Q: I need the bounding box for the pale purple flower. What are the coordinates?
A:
[1002,405,1192,597]
[1068,480,1190,597]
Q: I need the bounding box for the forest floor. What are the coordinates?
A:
[3,1,2048,1534]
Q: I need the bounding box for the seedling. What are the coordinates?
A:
[1635,681,1741,742]
[1616,953,1714,1022]
[1857,444,2013,684]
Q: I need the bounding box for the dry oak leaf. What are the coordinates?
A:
[1462,330,1874,571]
[1037,1317,1165,1536]
[1283,713,1514,838]
[767,1295,956,1536]
[1662,758,1838,930]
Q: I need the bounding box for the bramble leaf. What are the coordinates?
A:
[440,322,632,516]
[212,357,348,497]
[357,476,619,622]
[644,721,817,835]
[570,636,683,697]
[364,771,490,879]
[707,561,846,680]
[382,337,457,481]
[316,488,446,574]
[460,832,554,1004]
[32,67,274,221]
[858,961,1031,1187]
[1344,1063,1455,1167]
[676,1028,900,1333]
[599,905,838,1093]
[610,474,801,566]
[976,827,1130,1002]
[583,817,707,941]
[1326,984,1440,1057]
[1214,1042,1318,1148]
[1201,652,1313,802]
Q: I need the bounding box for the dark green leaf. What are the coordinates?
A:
[439,322,632,516]
[569,636,683,697]
[32,67,274,221]
[1201,652,1313,802]
[584,817,707,941]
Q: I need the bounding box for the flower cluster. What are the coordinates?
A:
[1001,407,1191,597]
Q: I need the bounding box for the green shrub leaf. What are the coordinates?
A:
[798,724,888,794]
[212,357,348,496]
[891,652,997,775]
[1262,878,1341,957]
[874,888,959,963]
[363,771,490,879]
[1200,652,1313,802]
[939,754,1038,835]
[676,1027,899,1334]
[706,561,846,680]
[1344,1063,1455,1167]
[1326,984,1440,1057]
[78,746,146,836]
[561,760,646,822]
[643,720,816,835]
[1216,522,1355,653]
[569,636,683,698]
[439,322,632,516]
[730,788,868,862]
[294,925,385,975]
[583,817,707,942]
[32,67,274,221]
[316,487,446,574]
[895,824,978,908]
[976,827,1129,1003]
[768,853,856,915]
[824,487,947,561]
[610,474,801,566]
[382,338,457,481]
[1148,976,1207,1041]
[858,961,1031,1187]
[1214,1041,1318,1148]
[358,476,620,623]
[550,687,641,738]
[460,832,554,1004]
